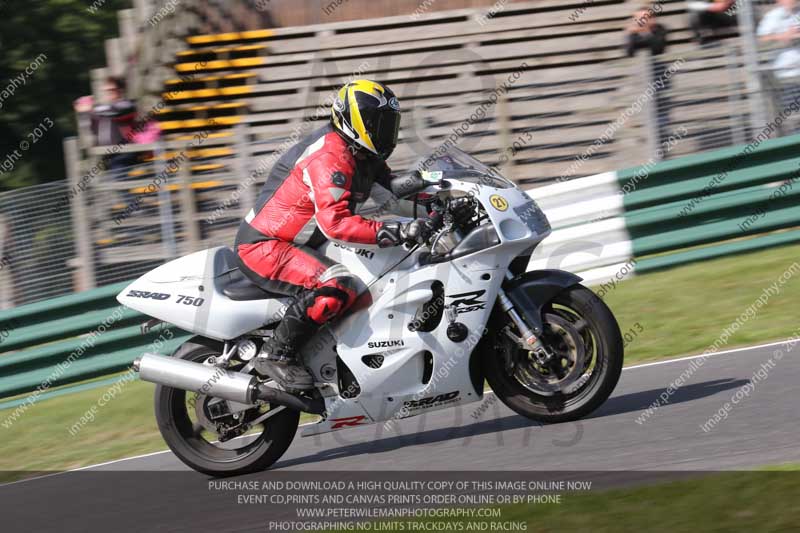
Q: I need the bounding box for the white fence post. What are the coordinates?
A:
[64,137,96,292]
[740,0,769,131]
[179,144,201,254]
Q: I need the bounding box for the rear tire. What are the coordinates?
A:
[482,284,623,423]
[154,338,300,477]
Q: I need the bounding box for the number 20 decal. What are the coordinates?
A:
[176,295,205,306]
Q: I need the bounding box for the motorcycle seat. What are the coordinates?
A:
[222,268,286,301]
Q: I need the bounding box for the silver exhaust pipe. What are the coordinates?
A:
[136,353,257,404]
[133,353,326,414]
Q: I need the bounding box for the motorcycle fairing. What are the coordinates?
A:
[300,178,551,435]
[116,247,292,340]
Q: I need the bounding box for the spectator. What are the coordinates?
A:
[688,1,738,44]
[758,0,800,79]
[89,77,137,147]
[77,77,140,178]
[624,6,669,57]
[624,7,675,150]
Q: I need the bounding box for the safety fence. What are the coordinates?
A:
[0,183,77,308]
[2,132,799,406]
[0,282,189,410]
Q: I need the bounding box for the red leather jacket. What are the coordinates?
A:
[236,124,391,249]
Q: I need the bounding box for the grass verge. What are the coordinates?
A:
[603,243,800,362]
[1,244,799,477]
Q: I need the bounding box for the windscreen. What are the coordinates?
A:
[418,147,515,189]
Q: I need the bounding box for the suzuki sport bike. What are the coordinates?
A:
[120,147,623,476]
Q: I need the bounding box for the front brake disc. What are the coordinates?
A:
[512,313,586,395]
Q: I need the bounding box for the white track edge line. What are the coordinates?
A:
[2,337,795,488]
[621,339,794,371]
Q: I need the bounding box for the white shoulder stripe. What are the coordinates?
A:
[298,136,326,163]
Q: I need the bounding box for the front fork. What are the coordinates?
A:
[497,289,540,347]
[497,271,547,354]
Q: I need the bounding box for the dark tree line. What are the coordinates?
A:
[0,0,132,191]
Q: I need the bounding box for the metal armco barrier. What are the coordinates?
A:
[0,282,189,401]
[1,133,800,402]
[529,132,800,284]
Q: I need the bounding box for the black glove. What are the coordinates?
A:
[377,219,435,248]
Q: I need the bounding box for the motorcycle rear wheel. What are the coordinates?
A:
[154,338,299,477]
[482,284,623,423]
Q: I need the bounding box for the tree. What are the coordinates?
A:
[0,0,132,191]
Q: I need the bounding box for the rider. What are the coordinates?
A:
[234,79,434,391]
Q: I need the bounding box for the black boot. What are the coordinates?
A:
[255,294,320,391]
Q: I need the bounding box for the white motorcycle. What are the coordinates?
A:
[120,147,623,477]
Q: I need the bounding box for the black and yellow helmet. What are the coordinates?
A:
[331,79,401,159]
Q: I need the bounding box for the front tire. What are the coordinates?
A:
[482,284,623,423]
[154,338,300,477]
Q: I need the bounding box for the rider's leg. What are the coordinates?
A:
[236,241,358,390]
[267,272,358,355]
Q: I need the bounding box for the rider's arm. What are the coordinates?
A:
[361,183,419,219]
[374,161,394,190]
[307,154,383,246]
[364,161,421,219]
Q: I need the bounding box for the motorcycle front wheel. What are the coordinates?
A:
[482,284,623,423]
[154,338,300,477]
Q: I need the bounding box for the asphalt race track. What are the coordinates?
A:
[3,340,799,531]
[97,340,800,471]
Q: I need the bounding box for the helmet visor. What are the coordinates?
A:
[368,109,400,159]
